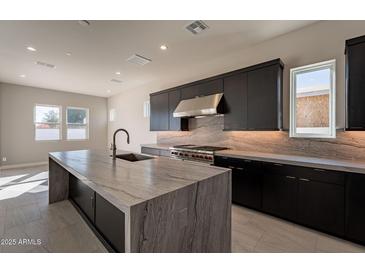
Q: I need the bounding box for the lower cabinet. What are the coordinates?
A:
[297,179,344,236]
[262,173,298,220]
[346,173,365,244]
[69,175,95,223]
[69,175,125,252]
[95,193,125,253]
[214,155,364,245]
[215,156,261,209]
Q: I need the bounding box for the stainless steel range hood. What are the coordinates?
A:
[173,93,224,118]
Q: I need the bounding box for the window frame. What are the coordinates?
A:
[34,104,62,142]
[66,106,90,141]
[289,59,336,139]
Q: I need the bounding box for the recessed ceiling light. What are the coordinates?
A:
[19,74,26,78]
[66,52,72,56]
[160,44,168,50]
[26,46,37,52]
[115,71,121,75]
[107,90,111,93]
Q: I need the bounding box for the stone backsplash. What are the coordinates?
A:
[157,116,365,161]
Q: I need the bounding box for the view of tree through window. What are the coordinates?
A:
[67,107,89,140]
[34,105,61,141]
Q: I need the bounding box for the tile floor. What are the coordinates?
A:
[0,165,364,253]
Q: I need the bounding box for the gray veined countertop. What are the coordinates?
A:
[49,149,229,211]
[216,150,365,174]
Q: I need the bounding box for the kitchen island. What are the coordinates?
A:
[48,150,231,253]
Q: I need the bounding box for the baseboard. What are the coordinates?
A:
[0,161,48,170]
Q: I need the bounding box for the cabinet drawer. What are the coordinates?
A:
[214,156,261,170]
[95,193,125,252]
[294,166,345,186]
[263,162,345,186]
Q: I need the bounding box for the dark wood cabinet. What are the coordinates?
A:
[346,173,365,244]
[95,193,125,252]
[168,89,188,131]
[297,179,344,236]
[181,79,223,100]
[215,156,261,209]
[262,171,298,220]
[150,59,283,132]
[150,92,169,131]
[150,90,188,131]
[214,155,356,243]
[346,35,365,130]
[69,175,95,223]
[247,64,282,130]
[223,73,248,130]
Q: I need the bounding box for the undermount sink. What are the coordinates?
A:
[113,153,153,162]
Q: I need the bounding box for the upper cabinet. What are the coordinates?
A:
[247,63,283,130]
[223,73,248,130]
[150,92,169,131]
[150,89,188,131]
[223,59,283,131]
[181,79,223,100]
[168,89,188,131]
[346,35,365,130]
[150,58,283,131]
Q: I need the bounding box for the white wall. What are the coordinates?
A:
[0,83,108,166]
[108,21,365,151]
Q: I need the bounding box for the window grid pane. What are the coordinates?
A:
[34,105,61,141]
[66,107,89,140]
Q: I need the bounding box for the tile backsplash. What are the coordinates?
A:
[157,116,365,161]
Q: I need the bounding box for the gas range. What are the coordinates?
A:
[169,144,228,164]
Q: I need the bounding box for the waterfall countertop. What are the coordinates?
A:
[49,149,229,211]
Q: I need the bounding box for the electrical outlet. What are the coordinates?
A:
[2,157,7,162]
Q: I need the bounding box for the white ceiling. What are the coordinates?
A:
[0,20,317,97]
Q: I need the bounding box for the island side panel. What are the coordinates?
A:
[49,157,69,204]
[129,171,231,252]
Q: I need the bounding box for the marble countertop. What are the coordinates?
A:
[49,149,229,211]
[216,150,365,174]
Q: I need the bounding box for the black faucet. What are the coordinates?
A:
[112,128,130,160]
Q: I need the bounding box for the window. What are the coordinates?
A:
[34,104,62,141]
[290,60,336,138]
[66,107,89,140]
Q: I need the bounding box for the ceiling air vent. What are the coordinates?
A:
[126,54,152,66]
[35,61,56,69]
[185,20,209,35]
[111,79,123,83]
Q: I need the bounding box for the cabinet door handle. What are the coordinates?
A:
[274,163,283,167]
[314,168,325,172]
[236,167,244,171]
[228,166,235,169]
[91,196,95,209]
[299,178,310,182]
[244,159,251,163]
[286,175,296,180]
